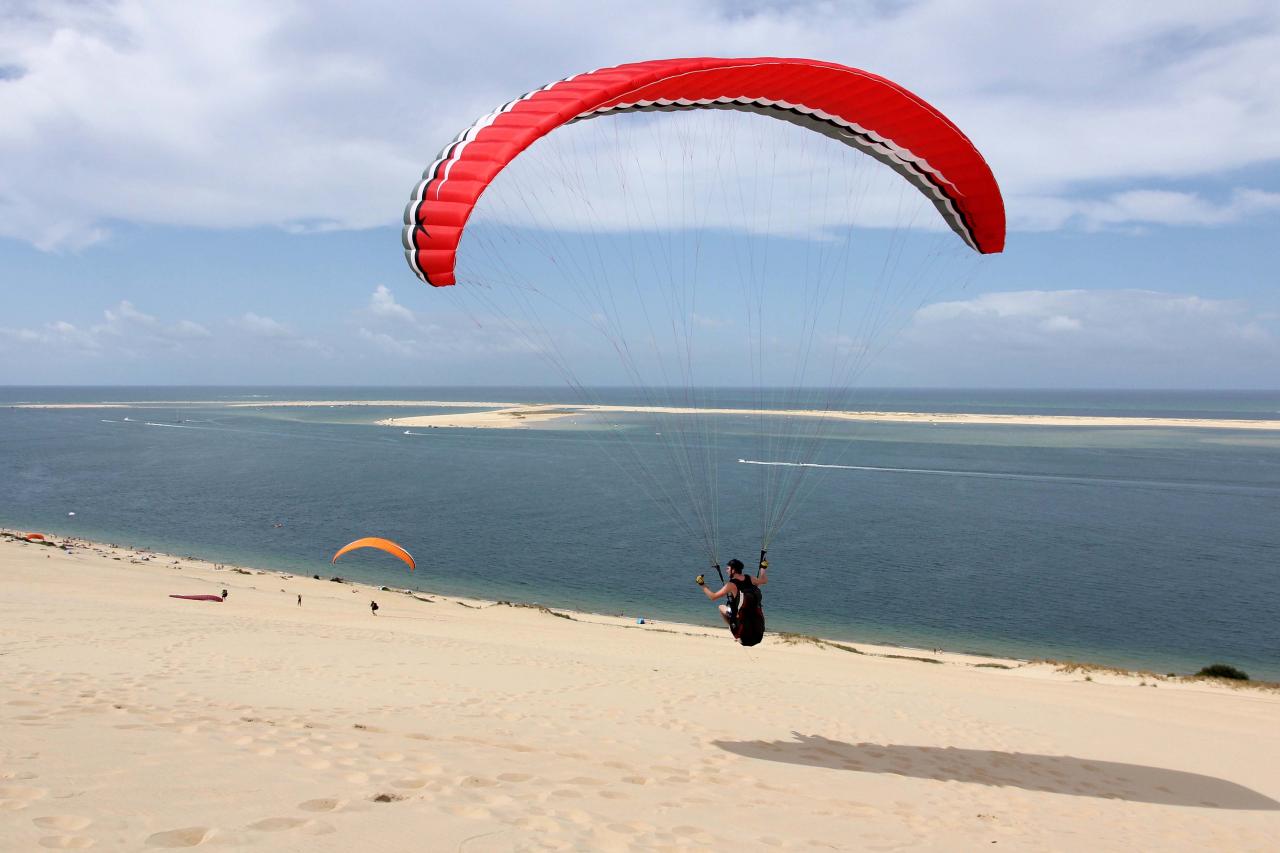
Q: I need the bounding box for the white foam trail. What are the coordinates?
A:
[144,422,192,429]
[100,419,119,423]
[736,458,1266,493]
[739,458,1028,478]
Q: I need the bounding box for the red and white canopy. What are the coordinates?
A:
[404,57,1005,286]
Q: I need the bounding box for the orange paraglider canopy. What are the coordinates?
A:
[331,537,415,572]
[26,533,46,540]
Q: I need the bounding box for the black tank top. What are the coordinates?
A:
[729,576,759,613]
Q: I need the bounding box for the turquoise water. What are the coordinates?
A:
[2,386,1278,679]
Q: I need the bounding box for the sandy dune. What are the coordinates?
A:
[2,533,1278,850]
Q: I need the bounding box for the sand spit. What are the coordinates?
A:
[10,400,523,410]
[380,402,1280,431]
[13,398,1280,430]
[2,530,1278,850]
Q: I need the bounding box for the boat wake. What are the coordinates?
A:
[736,459,1277,495]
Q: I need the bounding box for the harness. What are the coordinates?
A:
[719,549,767,646]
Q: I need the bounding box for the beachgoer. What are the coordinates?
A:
[297,594,302,607]
[370,600,379,616]
[221,589,228,600]
[696,558,767,646]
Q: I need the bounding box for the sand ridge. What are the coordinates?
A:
[2,532,1278,850]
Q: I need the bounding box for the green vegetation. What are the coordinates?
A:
[1196,663,1249,681]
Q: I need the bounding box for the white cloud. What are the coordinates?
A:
[2,1,1279,250]
[88,300,211,346]
[368,284,415,322]
[0,319,100,353]
[1018,188,1280,231]
[0,300,210,364]
[357,326,421,357]
[172,319,213,339]
[228,311,329,355]
[890,288,1278,386]
[232,312,293,338]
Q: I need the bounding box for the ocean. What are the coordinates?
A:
[2,386,1278,680]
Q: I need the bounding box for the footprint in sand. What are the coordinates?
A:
[0,784,48,809]
[297,798,344,812]
[445,803,493,820]
[301,820,335,836]
[248,817,309,831]
[33,816,92,831]
[37,836,95,849]
[392,778,428,789]
[460,776,499,788]
[497,773,532,783]
[144,826,212,847]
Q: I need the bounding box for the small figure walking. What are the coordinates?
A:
[370,600,379,616]
[297,594,302,607]
[221,589,228,601]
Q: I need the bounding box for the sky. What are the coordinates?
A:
[1,0,1278,388]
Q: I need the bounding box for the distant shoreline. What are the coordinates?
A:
[13,398,1280,430]
[378,402,1280,431]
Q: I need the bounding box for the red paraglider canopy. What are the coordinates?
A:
[404,57,1005,286]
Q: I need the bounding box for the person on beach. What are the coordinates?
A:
[696,558,767,646]
[221,589,228,600]
[297,594,302,607]
[370,600,379,616]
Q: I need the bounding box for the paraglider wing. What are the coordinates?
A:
[331,537,416,572]
[404,56,1006,286]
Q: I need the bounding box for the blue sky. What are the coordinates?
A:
[1,1,1278,388]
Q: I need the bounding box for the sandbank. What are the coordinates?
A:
[378,402,1280,431]
[2,530,1277,850]
[13,398,1280,430]
[9,400,523,410]
[13,397,1280,429]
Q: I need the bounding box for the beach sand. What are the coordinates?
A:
[2,532,1278,850]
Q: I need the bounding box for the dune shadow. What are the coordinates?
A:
[713,733,1279,809]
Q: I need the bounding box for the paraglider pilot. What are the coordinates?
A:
[696,557,767,646]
